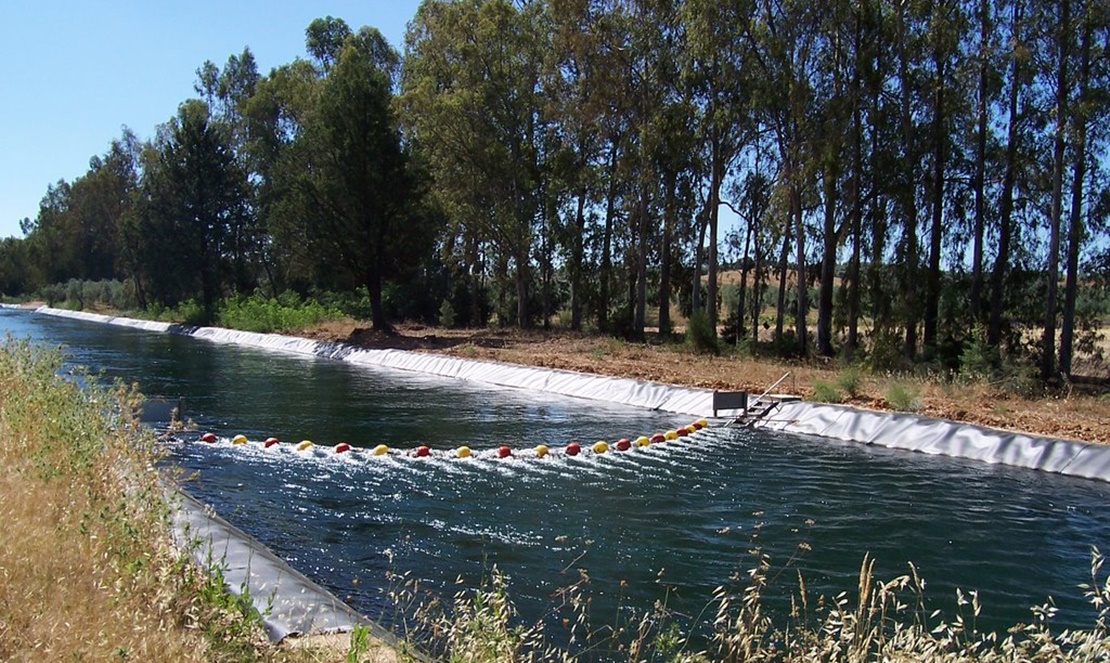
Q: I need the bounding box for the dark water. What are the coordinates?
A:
[3,307,1109,648]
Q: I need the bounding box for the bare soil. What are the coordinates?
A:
[299,320,1110,446]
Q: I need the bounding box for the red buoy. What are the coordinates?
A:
[200,432,217,443]
[676,427,690,437]
[615,438,631,451]
[691,421,705,430]
[264,437,280,448]
[335,442,351,454]
[650,433,666,444]
[415,445,431,457]
[566,442,581,456]
[497,445,512,458]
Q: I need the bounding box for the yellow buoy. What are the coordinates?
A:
[534,444,549,458]
[697,418,709,428]
[297,440,314,451]
[456,446,472,458]
[685,424,698,434]
[635,435,650,447]
[592,441,609,454]
[372,444,389,456]
[232,434,248,445]
[664,430,679,441]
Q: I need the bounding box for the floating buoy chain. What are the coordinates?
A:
[197,420,710,458]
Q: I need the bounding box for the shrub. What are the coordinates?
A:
[216,291,343,333]
[836,365,864,399]
[438,299,456,328]
[685,310,719,355]
[960,327,1001,381]
[811,380,842,403]
[885,381,922,412]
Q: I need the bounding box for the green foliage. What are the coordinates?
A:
[885,381,922,412]
[347,624,371,663]
[36,279,136,311]
[215,291,343,333]
[145,298,207,326]
[438,299,456,328]
[836,365,864,399]
[811,380,842,403]
[685,310,719,355]
[960,327,1002,381]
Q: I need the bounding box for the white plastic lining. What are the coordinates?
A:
[37,306,1110,485]
[757,400,1110,483]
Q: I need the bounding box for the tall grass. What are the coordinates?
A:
[0,339,350,661]
[392,539,1110,662]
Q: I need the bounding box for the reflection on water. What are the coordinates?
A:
[3,307,1109,644]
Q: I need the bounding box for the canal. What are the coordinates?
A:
[2,307,1108,650]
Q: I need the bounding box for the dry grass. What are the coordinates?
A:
[300,318,1110,444]
[0,339,369,662]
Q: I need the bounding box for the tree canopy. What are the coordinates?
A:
[3,1,1110,384]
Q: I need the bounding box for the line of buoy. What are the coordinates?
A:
[195,419,710,460]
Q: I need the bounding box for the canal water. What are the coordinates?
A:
[2,307,1109,648]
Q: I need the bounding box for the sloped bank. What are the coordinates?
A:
[38,306,1110,487]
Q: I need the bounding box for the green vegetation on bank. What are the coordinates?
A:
[0,339,365,661]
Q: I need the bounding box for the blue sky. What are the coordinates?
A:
[0,1,422,239]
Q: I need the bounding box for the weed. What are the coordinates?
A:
[885,381,923,412]
[836,365,864,399]
[811,380,843,403]
[686,310,719,355]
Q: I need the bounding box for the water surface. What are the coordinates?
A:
[2,307,1108,648]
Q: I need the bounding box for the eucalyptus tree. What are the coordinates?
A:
[546,0,607,331]
[1059,0,1109,377]
[749,0,820,355]
[682,0,754,334]
[402,0,550,328]
[988,0,1032,349]
[921,0,966,357]
[241,57,320,293]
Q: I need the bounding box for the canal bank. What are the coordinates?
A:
[36,306,1110,484]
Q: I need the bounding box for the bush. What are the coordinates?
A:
[685,310,719,355]
[836,365,863,399]
[216,291,344,333]
[960,327,1001,381]
[885,381,922,412]
[811,380,842,403]
[438,299,456,328]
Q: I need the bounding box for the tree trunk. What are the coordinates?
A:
[969,0,990,322]
[1061,8,1091,378]
[659,171,676,338]
[367,266,391,333]
[847,14,863,357]
[599,150,618,333]
[817,158,838,357]
[897,2,919,360]
[570,190,586,331]
[707,140,722,332]
[989,0,1023,348]
[792,175,807,356]
[1042,0,1069,383]
[775,225,790,343]
[924,41,946,357]
[633,196,647,341]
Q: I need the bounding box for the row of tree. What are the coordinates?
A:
[2,0,1109,381]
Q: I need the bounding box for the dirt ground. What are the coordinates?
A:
[299,320,1110,446]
